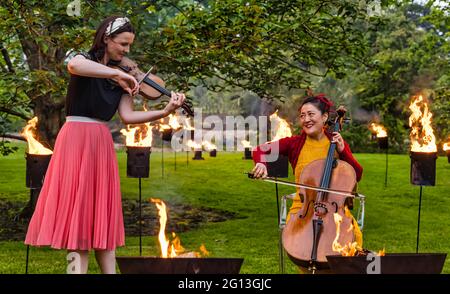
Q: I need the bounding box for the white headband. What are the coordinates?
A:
[105,17,130,36]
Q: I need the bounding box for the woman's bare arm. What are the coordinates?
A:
[118,92,186,125]
[67,55,120,79]
[67,55,138,95]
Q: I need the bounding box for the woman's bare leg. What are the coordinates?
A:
[95,250,116,274]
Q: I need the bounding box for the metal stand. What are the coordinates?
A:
[416,186,423,254]
[161,140,164,178]
[139,178,142,256]
[186,151,189,166]
[275,181,285,274]
[25,188,38,274]
[384,146,389,188]
[25,244,30,274]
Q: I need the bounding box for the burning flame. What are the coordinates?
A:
[332,213,362,256]
[151,198,171,257]
[332,213,384,257]
[443,137,450,151]
[202,141,217,151]
[158,118,171,132]
[270,110,292,141]
[409,95,437,152]
[151,198,209,258]
[121,105,153,147]
[199,244,210,256]
[369,123,387,138]
[158,114,182,132]
[241,140,252,148]
[120,123,153,147]
[187,140,202,150]
[20,117,53,155]
[169,114,182,130]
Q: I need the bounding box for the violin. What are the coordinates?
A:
[281,106,356,272]
[109,56,194,117]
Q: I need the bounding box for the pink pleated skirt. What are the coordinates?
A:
[25,118,125,250]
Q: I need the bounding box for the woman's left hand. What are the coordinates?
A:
[332,132,345,153]
[164,92,186,115]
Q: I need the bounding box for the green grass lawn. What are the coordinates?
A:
[0,142,449,274]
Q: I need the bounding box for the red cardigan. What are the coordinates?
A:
[252,131,363,182]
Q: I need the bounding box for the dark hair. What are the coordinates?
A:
[88,16,135,61]
[298,94,333,115]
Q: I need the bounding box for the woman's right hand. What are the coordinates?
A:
[252,163,268,179]
[114,70,139,96]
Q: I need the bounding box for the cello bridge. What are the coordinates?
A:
[314,202,328,216]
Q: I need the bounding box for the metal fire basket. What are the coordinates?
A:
[25,153,52,189]
[377,136,388,150]
[327,253,446,274]
[243,147,252,160]
[410,151,437,186]
[126,146,151,178]
[162,128,173,142]
[266,154,289,178]
[192,150,204,160]
[116,257,244,274]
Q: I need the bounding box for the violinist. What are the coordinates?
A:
[25,16,185,274]
[251,94,364,270]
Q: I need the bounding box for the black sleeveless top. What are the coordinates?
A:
[65,52,125,121]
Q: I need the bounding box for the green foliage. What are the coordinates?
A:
[0,0,189,146]
[432,87,450,149]
[341,122,378,154]
[0,1,447,154]
[0,116,19,156]
[145,0,373,99]
[313,2,449,152]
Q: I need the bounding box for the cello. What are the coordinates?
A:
[281,106,356,272]
[108,56,194,117]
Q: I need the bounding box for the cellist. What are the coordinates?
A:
[251,94,363,271]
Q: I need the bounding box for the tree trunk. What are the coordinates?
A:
[17,30,66,148]
[34,96,65,148]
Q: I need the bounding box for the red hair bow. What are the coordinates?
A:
[315,93,333,110]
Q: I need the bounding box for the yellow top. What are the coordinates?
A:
[291,135,331,212]
[287,135,363,247]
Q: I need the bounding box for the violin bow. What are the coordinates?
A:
[138,67,153,85]
[246,172,364,199]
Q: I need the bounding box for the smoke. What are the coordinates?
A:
[410,75,436,96]
[351,108,380,123]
